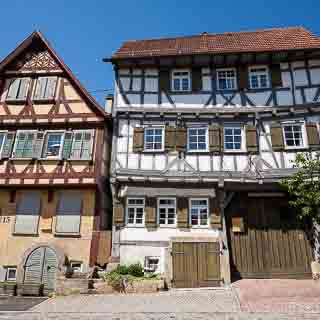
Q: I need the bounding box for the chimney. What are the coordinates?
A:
[105,94,114,114]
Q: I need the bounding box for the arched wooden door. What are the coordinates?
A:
[23,246,58,291]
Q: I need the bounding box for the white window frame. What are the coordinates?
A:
[70,261,83,273]
[144,256,160,273]
[41,130,65,160]
[6,267,17,281]
[187,126,209,152]
[6,77,30,101]
[249,65,270,89]
[0,131,8,158]
[282,121,308,150]
[157,197,176,227]
[126,197,145,227]
[33,76,58,101]
[189,198,209,228]
[69,129,95,160]
[216,68,237,90]
[171,69,191,92]
[144,126,165,152]
[12,130,38,159]
[223,125,246,152]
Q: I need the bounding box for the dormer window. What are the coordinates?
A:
[6,78,30,102]
[249,66,269,89]
[33,77,57,100]
[171,69,191,92]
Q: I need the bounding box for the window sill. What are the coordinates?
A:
[187,150,210,154]
[5,99,27,104]
[142,150,165,154]
[125,224,145,228]
[223,150,247,154]
[159,225,177,228]
[12,232,38,237]
[216,89,238,93]
[54,232,81,238]
[190,226,210,229]
[33,98,56,104]
[284,146,308,151]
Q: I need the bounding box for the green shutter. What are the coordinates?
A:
[270,123,284,151]
[246,125,259,154]
[1,132,15,159]
[62,132,73,160]
[81,131,94,160]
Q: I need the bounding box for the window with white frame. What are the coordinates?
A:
[171,69,191,91]
[34,77,57,100]
[42,132,64,159]
[70,261,83,273]
[6,267,17,281]
[144,256,160,273]
[0,132,7,156]
[127,198,145,226]
[70,130,94,160]
[188,127,208,151]
[190,198,209,227]
[224,126,244,151]
[144,127,164,151]
[6,78,30,101]
[158,198,176,226]
[217,69,237,90]
[283,124,305,148]
[249,66,269,89]
[12,131,37,158]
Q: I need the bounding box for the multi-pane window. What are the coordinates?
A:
[13,131,37,158]
[127,198,144,226]
[70,262,83,273]
[6,267,17,281]
[144,127,164,151]
[34,77,57,100]
[145,256,160,273]
[70,130,94,160]
[188,127,208,151]
[217,69,237,90]
[6,78,30,101]
[249,67,269,89]
[158,198,176,226]
[224,127,243,150]
[171,69,191,91]
[42,132,64,159]
[190,199,209,227]
[0,132,7,156]
[283,124,304,148]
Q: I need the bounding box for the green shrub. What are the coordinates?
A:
[127,263,144,277]
[115,264,129,275]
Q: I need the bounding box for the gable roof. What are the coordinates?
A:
[0,31,108,118]
[110,27,320,60]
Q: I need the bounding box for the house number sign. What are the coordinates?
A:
[0,216,11,223]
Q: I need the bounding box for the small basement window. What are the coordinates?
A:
[6,267,17,281]
[70,262,83,273]
[144,256,160,273]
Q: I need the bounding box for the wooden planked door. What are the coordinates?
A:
[226,193,314,279]
[172,242,220,288]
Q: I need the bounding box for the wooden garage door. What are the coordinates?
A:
[172,242,220,288]
[226,194,314,279]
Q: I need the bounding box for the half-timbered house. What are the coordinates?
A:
[106,27,320,287]
[0,31,112,293]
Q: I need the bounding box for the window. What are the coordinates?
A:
[6,267,17,281]
[283,124,305,148]
[14,192,41,235]
[56,192,82,234]
[127,198,144,226]
[171,69,191,92]
[144,127,164,151]
[158,198,176,226]
[42,132,64,159]
[144,256,160,273]
[70,262,83,273]
[13,131,37,158]
[224,126,244,151]
[190,198,209,227]
[249,66,269,89]
[217,69,237,90]
[6,78,30,101]
[0,132,7,156]
[70,130,94,160]
[188,127,208,151]
[34,77,57,100]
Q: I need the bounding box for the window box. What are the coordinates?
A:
[187,127,208,152]
[217,69,237,90]
[171,69,191,92]
[126,198,145,226]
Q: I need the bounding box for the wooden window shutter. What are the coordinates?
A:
[245,125,259,154]
[81,131,94,160]
[192,67,202,92]
[7,79,20,100]
[209,124,221,153]
[159,69,170,92]
[165,125,176,152]
[220,125,224,152]
[18,78,30,100]
[306,123,320,150]
[176,127,187,152]
[210,197,222,229]
[113,200,125,227]
[46,77,58,99]
[32,132,45,158]
[271,64,282,87]
[270,123,284,151]
[1,132,15,159]
[177,197,189,228]
[145,197,157,228]
[238,65,248,89]
[132,127,144,152]
[62,132,73,159]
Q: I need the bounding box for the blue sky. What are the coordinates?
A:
[1,1,319,106]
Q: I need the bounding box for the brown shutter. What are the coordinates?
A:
[246,125,259,154]
[145,197,157,228]
[220,125,224,152]
[113,200,125,227]
[271,64,282,87]
[210,197,222,229]
[209,124,221,153]
[159,69,170,92]
[177,197,189,228]
[270,123,284,151]
[132,127,144,152]
[239,65,248,89]
[176,127,187,152]
[165,126,176,152]
[306,123,320,150]
[192,67,202,92]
